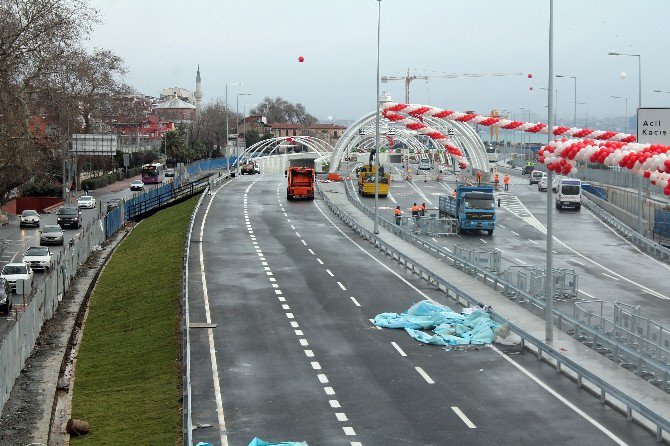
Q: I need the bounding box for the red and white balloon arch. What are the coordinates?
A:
[382,102,670,195]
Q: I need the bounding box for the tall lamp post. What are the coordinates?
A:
[609,51,642,233]
[373,0,382,235]
[545,0,555,341]
[236,92,251,176]
[611,96,628,133]
[556,75,577,127]
[226,82,243,170]
[540,88,558,125]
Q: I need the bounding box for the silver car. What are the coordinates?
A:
[22,246,54,271]
[40,225,65,246]
[19,209,40,228]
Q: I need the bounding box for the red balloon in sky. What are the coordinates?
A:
[528,73,533,78]
[298,56,305,63]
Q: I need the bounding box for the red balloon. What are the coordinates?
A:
[644,171,651,178]
[298,56,304,62]
[528,73,533,78]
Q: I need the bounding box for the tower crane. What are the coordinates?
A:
[381,68,523,103]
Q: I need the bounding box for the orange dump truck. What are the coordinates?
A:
[287,166,315,200]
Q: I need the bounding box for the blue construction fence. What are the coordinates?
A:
[103,156,235,238]
[582,183,607,201]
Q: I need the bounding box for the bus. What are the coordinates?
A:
[486,146,498,164]
[141,163,165,184]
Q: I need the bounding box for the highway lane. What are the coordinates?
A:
[361,164,670,327]
[189,174,656,446]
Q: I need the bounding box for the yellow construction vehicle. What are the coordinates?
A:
[357,150,390,197]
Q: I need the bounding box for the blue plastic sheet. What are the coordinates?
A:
[248,438,309,446]
[374,300,499,346]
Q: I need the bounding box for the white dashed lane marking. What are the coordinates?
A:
[391,342,407,357]
[415,367,435,384]
[452,406,476,428]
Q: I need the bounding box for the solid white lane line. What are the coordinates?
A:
[391,341,407,357]
[326,269,334,276]
[308,249,315,255]
[336,412,348,422]
[602,273,620,281]
[318,374,329,384]
[337,281,347,291]
[349,296,361,307]
[415,367,435,384]
[510,230,520,236]
[408,180,433,204]
[489,345,630,446]
[329,400,341,408]
[387,192,397,203]
[315,201,433,299]
[317,258,324,265]
[451,407,476,429]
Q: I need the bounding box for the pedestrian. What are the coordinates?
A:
[475,171,482,186]
[420,202,426,217]
[503,174,510,191]
[494,173,499,190]
[411,202,420,221]
[83,185,88,195]
[394,206,402,225]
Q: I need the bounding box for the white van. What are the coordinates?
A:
[418,159,432,170]
[529,170,544,185]
[555,178,582,210]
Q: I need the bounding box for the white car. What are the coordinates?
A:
[130,180,144,191]
[22,246,54,272]
[77,195,96,209]
[1,263,34,294]
[19,209,40,228]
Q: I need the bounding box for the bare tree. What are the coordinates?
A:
[251,97,317,125]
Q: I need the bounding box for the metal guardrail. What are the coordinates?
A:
[321,181,670,441]
[583,192,670,263]
[454,244,501,272]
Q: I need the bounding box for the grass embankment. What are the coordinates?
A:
[71,196,199,446]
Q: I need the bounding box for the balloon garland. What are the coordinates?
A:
[383,102,636,143]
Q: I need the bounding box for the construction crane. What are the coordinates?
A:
[381,68,523,103]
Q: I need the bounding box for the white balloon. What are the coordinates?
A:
[620,72,627,79]
[661,179,669,189]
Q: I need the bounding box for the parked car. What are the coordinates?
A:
[40,225,65,246]
[164,168,175,177]
[106,198,123,212]
[0,278,11,315]
[1,263,34,294]
[22,246,54,271]
[56,205,82,229]
[77,195,96,209]
[529,170,544,185]
[19,209,40,228]
[130,180,144,191]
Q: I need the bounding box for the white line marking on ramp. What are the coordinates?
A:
[415,367,435,384]
[350,296,361,307]
[391,342,407,357]
[451,406,476,428]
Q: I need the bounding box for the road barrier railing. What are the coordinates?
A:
[320,181,670,441]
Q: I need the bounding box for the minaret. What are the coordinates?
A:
[194,64,203,113]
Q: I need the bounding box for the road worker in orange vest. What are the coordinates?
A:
[411,203,420,221]
[394,206,402,225]
[475,171,482,185]
[503,174,510,191]
[420,202,426,217]
[494,173,499,190]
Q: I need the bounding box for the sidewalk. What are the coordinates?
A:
[320,180,670,441]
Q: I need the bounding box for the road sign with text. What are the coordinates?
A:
[637,108,670,145]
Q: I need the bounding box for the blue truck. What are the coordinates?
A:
[439,185,496,235]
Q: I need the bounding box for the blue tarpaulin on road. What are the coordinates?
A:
[374,300,499,346]
[247,438,309,446]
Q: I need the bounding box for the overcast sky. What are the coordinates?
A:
[87,0,670,124]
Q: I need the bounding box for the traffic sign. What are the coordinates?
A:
[637,108,670,144]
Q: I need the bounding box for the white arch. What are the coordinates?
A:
[330,108,488,173]
[242,136,334,160]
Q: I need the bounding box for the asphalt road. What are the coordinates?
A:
[189,174,657,446]
[349,163,670,329]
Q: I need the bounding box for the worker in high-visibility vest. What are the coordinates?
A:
[494,173,499,190]
[503,174,510,191]
[475,171,482,185]
[411,203,420,221]
[420,203,426,217]
[394,206,402,225]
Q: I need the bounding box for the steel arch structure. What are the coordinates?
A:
[242,136,334,161]
[330,108,488,172]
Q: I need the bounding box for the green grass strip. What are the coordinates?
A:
[71,196,199,446]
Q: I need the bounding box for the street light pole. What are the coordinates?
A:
[373,0,382,235]
[236,93,251,176]
[609,51,642,233]
[545,0,555,342]
[576,102,588,127]
[557,75,577,127]
[226,82,243,171]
